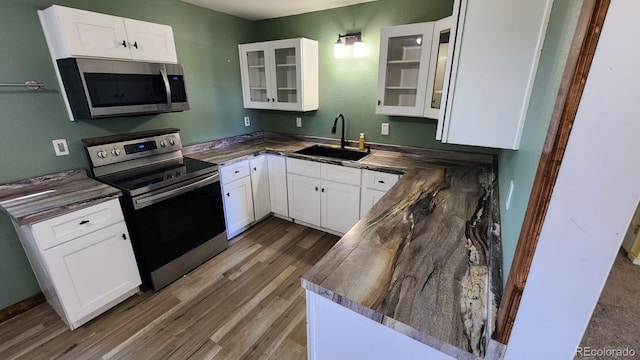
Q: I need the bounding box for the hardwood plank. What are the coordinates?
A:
[0,216,339,360]
[496,0,611,344]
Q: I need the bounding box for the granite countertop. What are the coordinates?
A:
[185,132,502,359]
[0,169,122,225]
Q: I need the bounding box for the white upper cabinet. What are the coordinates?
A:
[424,16,453,119]
[437,0,553,149]
[38,5,177,63]
[376,22,435,117]
[239,38,319,112]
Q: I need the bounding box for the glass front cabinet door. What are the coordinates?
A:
[239,38,318,112]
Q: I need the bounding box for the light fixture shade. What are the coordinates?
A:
[352,41,365,58]
[334,41,345,59]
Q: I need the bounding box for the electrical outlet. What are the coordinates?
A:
[506,180,515,210]
[381,123,390,136]
[296,117,302,127]
[52,139,69,156]
[244,116,250,127]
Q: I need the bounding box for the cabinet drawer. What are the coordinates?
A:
[287,158,321,178]
[362,170,400,191]
[321,164,361,186]
[31,199,125,251]
[220,159,250,185]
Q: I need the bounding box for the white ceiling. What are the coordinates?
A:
[179,0,378,21]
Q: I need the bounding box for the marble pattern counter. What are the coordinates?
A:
[185,132,502,359]
[0,169,122,225]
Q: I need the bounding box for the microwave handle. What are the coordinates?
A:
[159,67,172,110]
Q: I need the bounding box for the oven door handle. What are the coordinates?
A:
[134,174,218,210]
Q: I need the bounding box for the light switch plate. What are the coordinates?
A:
[52,139,69,156]
[296,117,302,127]
[381,123,390,136]
[244,116,250,127]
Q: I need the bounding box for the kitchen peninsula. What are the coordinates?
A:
[183,131,502,359]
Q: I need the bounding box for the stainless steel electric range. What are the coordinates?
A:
[82,128,227,290]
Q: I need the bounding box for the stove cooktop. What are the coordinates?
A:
[98,157,217,196]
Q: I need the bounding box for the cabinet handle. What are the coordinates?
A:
[132,41,138,49]
[377,100,381,106]
[121,40,127,48]
[267,98,271,102]
[226,192,230,197]
[378,180,385,184]
[253,167,257,171]
[272,98,275,103]
[235,170,240,174]
[122,234,127,240]
[315,186,318,191]
[79,220,90,225]
[321,188,325,192]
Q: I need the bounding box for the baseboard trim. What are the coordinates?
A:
[0,292,45,323]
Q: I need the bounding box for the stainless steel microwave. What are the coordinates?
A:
[56,58,189,119]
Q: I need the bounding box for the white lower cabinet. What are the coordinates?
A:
[321,180,360,234]
[221,160,255,239]
[250,155,271,221]
[267,154,289,217]
[13,199,141,330]
[287,173,321,227]
[287,158,361,234]
[360,170,400,216]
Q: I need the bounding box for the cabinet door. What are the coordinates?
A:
[42,221,140,324]
[360,188,387,217]
[239,42,273,109]
[321,180,360,234]
[267,155,289,217]
[287,174,321,227]
[439,0,553,149]
[123,19,177,63]
[250,155,271,221]
[376,23,434,117]
[55,6,132,59]
[424,16,453,119]
[222,176,255,238]
[268,39,302,111]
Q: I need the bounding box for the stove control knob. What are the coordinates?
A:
[169,138,176,146]
[111,149,121,156]
[159,140,167,147]
[97,150,108,159]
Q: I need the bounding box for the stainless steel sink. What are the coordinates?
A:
[294,145,369,161]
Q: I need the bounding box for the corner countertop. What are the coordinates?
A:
[185,132,502,359]
[0,169,122,225]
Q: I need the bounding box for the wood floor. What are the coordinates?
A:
[0,217,339,360]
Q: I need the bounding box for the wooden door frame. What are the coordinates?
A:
[496,0,611,344]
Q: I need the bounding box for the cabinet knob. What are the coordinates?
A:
[267,98,271,102]
[321,188,325,192]
[122,234,127,240]
[79,220,90,225]
[235,170,240,174]
[253,167,257,171]
[378,180,385,184]
[315,186,318,191]
[226,192,230,197]
[132,41,138,49]
[121,40,127,48]
[377,100,381,106]
[272,98,275,103]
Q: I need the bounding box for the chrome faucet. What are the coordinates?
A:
[331,114,347,149]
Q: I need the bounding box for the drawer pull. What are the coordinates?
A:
[378,180,385,184]
[122,234,127,240]
[79,220,90,225]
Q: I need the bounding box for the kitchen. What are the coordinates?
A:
[0,0,627,359]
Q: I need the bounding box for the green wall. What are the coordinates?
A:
[0,0,256,309]
[497,0,584,282]
[253,0,496,154]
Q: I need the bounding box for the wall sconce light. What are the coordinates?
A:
[334,32,364,59]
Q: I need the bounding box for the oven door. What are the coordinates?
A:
[125,173,226,289]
